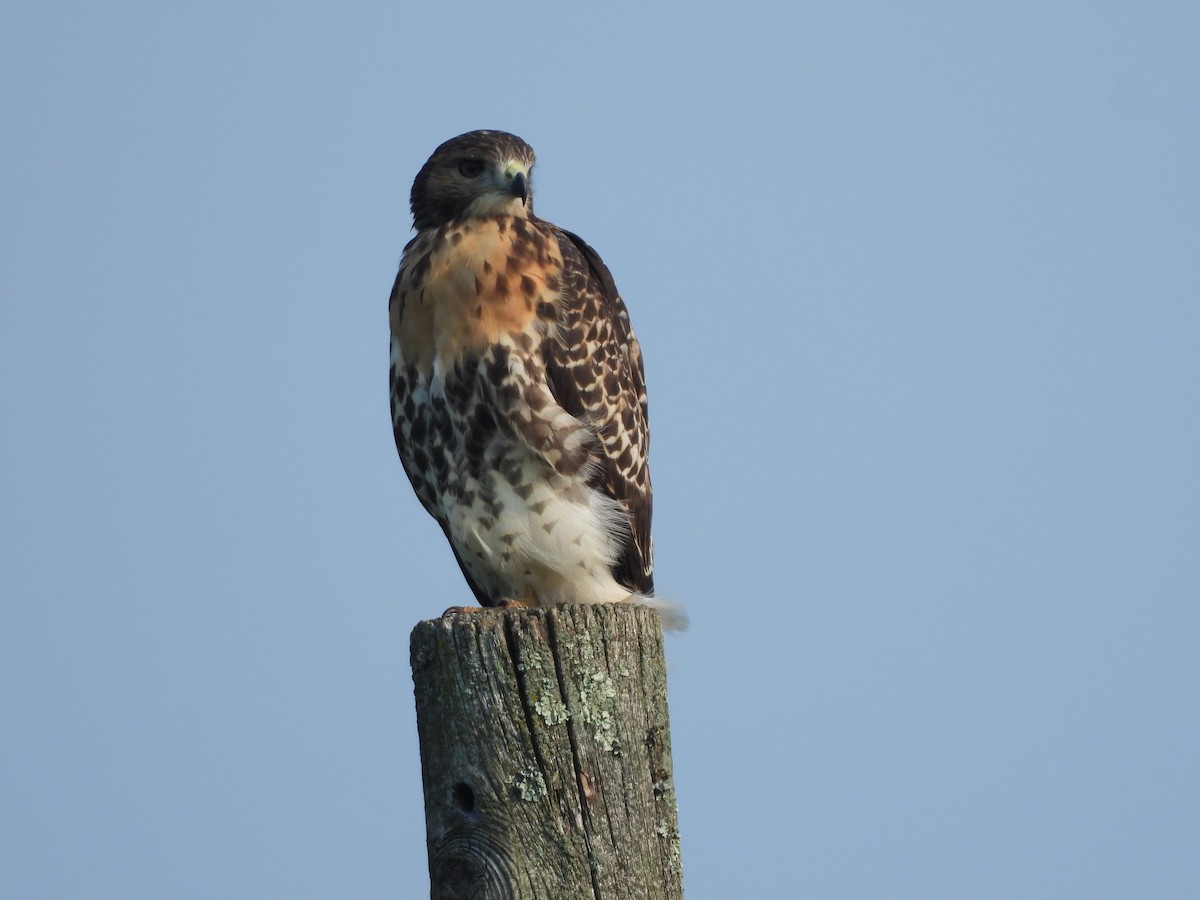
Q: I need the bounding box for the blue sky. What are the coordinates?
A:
[3,2,1197,897]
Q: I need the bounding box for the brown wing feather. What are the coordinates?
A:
[543,227,654,594]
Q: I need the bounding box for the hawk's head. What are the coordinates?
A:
[409,130,537,231]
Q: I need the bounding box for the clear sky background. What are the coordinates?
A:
[3,2,1197,897]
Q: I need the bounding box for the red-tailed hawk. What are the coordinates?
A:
[389,131,681,627]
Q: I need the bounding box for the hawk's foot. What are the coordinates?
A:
[440,598,535,618]
[496,597,536,610]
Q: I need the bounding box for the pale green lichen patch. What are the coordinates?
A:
[508,766,548,802]
[532,690,569,725]
[578,668,621,754]
[517,645,570,725]
[669,833,683,880]
[656,822,684,880]
[514,646,549,676]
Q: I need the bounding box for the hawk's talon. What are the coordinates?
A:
[440,600,527,617]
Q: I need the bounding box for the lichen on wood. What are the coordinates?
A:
[410,604,684,900]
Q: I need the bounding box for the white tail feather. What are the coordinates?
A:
[630,594,688,632]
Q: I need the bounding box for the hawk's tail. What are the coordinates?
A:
[630,594,688,632]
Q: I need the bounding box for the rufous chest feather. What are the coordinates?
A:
[391,218,564,374]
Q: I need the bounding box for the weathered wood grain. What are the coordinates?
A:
[410,604,683,900]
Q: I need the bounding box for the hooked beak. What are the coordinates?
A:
[509,170,529,206]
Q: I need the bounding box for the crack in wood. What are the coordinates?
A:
[411,605,683,899]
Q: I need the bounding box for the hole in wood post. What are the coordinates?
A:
[451,782,476,815]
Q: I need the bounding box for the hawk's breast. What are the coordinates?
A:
[390,217,565,377]
[389,216,631,606]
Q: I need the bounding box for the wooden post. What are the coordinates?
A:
[410,604,684,899]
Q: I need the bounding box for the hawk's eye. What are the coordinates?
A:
[457,159,485,178]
